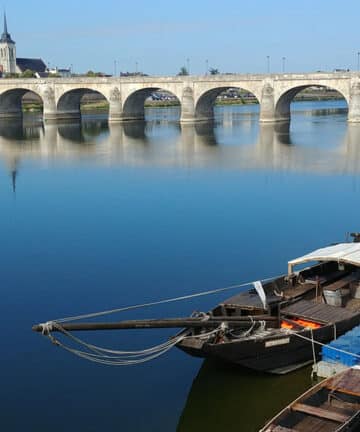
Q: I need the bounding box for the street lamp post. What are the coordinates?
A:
[114,60,117,76]
[187,58,190,75]
[206,59,208,75]
[357,52,360,71]
[267,55,270,73]
[282,57,286,73]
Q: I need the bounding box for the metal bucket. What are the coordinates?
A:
[324,289,342,307]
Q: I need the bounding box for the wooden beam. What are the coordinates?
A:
[32,315,278,333]
[292,402,349,423]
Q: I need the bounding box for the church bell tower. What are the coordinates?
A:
[0,13,16,74]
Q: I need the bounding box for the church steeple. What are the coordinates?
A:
[1,12,14,43]
[0,11,16,74]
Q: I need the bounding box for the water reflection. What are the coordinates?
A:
[0,105,360,178]
[177,361,313,432]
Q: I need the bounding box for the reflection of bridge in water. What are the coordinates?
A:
[1,115,360,181]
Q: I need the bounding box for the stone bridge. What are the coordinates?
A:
[0,72,360,123]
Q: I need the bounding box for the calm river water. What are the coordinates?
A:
[1,100,359,431]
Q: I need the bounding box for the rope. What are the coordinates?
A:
[42,322,224,366]
[287,329,360,360]
[53,275,280,324]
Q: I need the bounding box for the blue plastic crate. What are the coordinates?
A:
[321,325,360,365]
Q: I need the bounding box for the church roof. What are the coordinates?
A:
[16,58,47,73]
[0,12,15,44]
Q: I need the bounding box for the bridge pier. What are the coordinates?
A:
[348,82,360,123]
[180,86,195,123]
[258,82,287,123]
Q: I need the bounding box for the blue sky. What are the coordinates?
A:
[5,1,360,75]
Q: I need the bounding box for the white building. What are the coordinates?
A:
[0,13,47,76]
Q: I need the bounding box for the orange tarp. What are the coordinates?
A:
[281,318,321,330]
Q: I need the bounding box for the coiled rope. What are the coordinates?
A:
[44,321,224,366]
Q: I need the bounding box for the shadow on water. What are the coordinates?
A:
[274,122,292,146]
[57,116,109,143]
[0,116,43,141]
[177,360,313,432]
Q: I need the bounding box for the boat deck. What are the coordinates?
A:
[222,291,280,310]
[281,300,359,324]
[327,367,360,396]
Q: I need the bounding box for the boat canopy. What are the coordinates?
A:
[288,243,360,274]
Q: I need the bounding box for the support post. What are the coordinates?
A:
[348,82,360,123]
[259,82,277,123]
[108,87,123,123]
[180,86,197,123]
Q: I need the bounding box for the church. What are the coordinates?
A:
[0,13,47,76]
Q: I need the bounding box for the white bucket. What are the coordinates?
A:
[324,289,342,307]
[351,281,360,299]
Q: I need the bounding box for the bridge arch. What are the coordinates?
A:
[275,84,349,122]
[195,86,261,121]
[122,88,181,121]
[56,88,109,121]
[0,88,43,119]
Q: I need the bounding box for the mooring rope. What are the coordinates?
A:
[51,274,280,324]
[287,329,360,360]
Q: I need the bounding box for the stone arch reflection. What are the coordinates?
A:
[57,118,109,143]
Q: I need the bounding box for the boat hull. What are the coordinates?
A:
[177,314,360,374]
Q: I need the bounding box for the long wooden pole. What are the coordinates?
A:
[32,315,277,333]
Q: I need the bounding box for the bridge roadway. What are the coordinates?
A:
[0,72,360,123]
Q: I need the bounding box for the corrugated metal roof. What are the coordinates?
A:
[289,243,360,268]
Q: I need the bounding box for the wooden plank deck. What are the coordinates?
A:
[281,300,358,323]
[326,368,360,397]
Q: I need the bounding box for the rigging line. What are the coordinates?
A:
[46,322,221,358]
[43,325,222,365]
[288,329,360,359]
[53,274,280,323]
[58,340,181,366]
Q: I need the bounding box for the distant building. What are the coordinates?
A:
[0,13,16,74]
[16,58,47,75]
[47,67,71,78]
[0,13,47,76]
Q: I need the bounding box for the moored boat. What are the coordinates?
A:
[32,235,360,374]
[260,366,360,432]
[175,237,360,373]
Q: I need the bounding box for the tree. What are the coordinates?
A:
[178,66,189,76]
[21,69,36,78]
[209,68,220,75]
